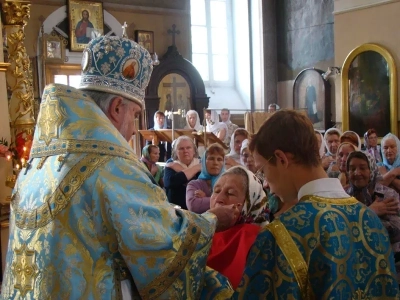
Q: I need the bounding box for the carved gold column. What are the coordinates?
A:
[1,0,35,166]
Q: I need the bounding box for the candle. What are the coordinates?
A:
[23,146,27,152]
[6,155,11,160]
[21,158,26,165]
[16,164,20,170]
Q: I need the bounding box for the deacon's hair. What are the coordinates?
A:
[249,109,320,167]
[206,143,225,158]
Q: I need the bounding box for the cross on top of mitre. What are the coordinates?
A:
[122,22,128,38]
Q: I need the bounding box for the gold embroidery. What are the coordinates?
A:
[12,154,112,230]
[38,96,67,146]
[140,212,202,299]
[300,195,359,205]
[267,220,315,300]
[31,139,137,161]
[12,243,39,297]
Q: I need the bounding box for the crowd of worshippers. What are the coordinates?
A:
[141,115,400,287]
[5,33,400,299]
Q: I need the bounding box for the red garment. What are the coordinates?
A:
[207,223,261,289]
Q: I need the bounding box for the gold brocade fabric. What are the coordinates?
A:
[1,84,219,299]
[233,195,400,299]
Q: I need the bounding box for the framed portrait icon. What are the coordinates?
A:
[293,68,331,131]
[68,0,104,52]
[135,30,154,54]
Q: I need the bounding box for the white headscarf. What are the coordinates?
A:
[341,130,362,150]
[240,139,250,165]
[153,111,167,130]
[314,130,325,158]
[184,110,202,131]
[206,110,227,134]
[227,128,248,162]
[324,127,342,156]
[220,109,232,125]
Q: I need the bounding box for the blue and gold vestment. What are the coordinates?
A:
[234,196,400,299]
[1,84,222,299]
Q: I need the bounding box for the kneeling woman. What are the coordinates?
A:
[207,166,269,289]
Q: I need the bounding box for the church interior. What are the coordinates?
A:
[0,0,400,292]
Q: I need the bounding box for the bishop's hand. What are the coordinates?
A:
[208,204,241,232]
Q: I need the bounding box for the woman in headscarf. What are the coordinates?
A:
[207,166,269,289]
[186,143,225,213]
[364,128,382,163]
[340,130,362,150]
[378,133,400,193]
[205,109,228,144]
[184,110,202,131]
[346,151,400,283]
[322,127,342,171]
[147,111,171,162]
[240,139,257,173]
[328,142,358,187]
[226,128,249,164]
[164,136,201,209]
[140,144,164,187]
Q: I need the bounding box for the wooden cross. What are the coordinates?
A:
[122,22,128,38]
[167,24,180,46]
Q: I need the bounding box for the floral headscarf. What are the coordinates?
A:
[227,166,270,227]
[153,111,167,130]
[185,110,202,131]
[346,151,383,206]
[324,127,342,156]
[198,149,225,189]
[379,133,400,171]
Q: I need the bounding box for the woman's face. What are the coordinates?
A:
[326,133,340,155]
[155,114,165,127]
[205,153,224,176]
[205,112,211,121]
[337,144,355,172]
[348,157,370,189]
[241,148,256,173]
[383,138,397,164]
[188,114,197,128]
[176,140,195,165]
[149,147,160,163]
[210,174,245,215]
[368,133,378,147]
[233,134,246,153]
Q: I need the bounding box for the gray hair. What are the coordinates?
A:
[171,136,198,160]
[220,166,249,199]
[84,90,130,114]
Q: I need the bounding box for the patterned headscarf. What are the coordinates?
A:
[198,148,225,189]
[141,144,156,166]
[224,166,269,227]
[153,111,167,130]
[379,133,400,171]
[346,151,383,206]
[364,130,382,163]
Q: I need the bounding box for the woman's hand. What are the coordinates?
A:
[166,162,185,172]
[370,197,399,216]
[194,190,206,198]
[321,156,333,170]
